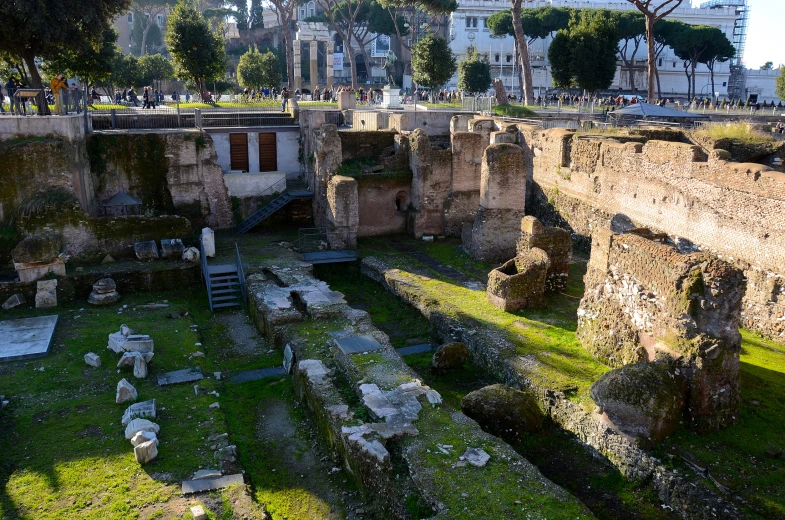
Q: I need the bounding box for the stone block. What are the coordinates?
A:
[84,352,101,368]
[479,143,525,211]
[88,277,120,305]
[160,238,185,259]
[12,235,66,282]
[591,360,687,447]
[430,342,470,373]
[190,505,208,520]
[134,241,159,261]
[486,249,549,311]
[122,399,156,426]
[201,228,215,257]
[182,247,200,263]
[2,294,25,310]
[35,279,57,309]
[116,378,137,403]
[130,430,157,447]
[133,355,148,378]
[326,175,358,250]
[461,384,543,443]
[134,439,158,464]
[125,418,160,439]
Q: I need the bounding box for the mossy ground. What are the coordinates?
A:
[0,289,243,519]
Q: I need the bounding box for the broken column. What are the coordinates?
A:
[88,277,120,305]
[463,143,527,262]
[577,228,745,434]
[517,216,572,292]
[326,175,358,250]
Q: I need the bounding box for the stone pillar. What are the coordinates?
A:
[310,40,319,91]
[462,143,526,262]
[293,40,302,90]
[326,43,334,89]
[248,132,260,173]
[326,175,358,250]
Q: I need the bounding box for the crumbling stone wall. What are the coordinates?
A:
[408,129,452,237]
[86,133,232,229]
[463,143,526,262]
[356,174,410,236]
[517,216,572,292]
[486,248,549,311]
[577,229,745,433]
[338,130,396,162]
[443,131,483,236]
[526,127,785,343]
[326,175,358,249]
[312,124,343,231]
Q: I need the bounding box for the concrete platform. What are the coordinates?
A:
[0,315,58,362]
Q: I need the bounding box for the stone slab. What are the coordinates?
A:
[0,315,58,362]
[181,473,244,494]
[395,344,435,356]
[335,335,383,355]
[230,367,286,383]
[157,367,204,386]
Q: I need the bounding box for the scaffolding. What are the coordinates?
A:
[700,0,749,99]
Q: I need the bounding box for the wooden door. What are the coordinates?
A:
[229,133,249,171]
[259,133,278,172]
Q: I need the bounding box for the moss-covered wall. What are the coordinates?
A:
[0,136,93,222]
[86,132,232,229]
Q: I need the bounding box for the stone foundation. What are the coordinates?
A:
[517,216,572,292]
[577,229,745,433]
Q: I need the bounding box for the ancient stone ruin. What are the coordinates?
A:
[577,228,745,435]
[517,216,572,292]
[486,248,550,311]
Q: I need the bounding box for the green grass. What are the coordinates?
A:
[693,122,774,144]
[0,289,228,520]
[419,102,462,109]
[493,104,538,118]
[314,262,431,349]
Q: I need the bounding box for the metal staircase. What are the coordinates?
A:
[201,239,247,312]
[234,178,314,234]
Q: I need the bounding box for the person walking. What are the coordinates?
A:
[0,83,5,114]
[142,87,150,109]
[50,73,68,115]
[281,87,289,112]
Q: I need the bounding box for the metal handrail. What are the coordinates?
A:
[200,235,213,312]
[234,243,247,304]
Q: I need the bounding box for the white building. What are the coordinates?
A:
[743,68,782,104]
[447,0,741,99]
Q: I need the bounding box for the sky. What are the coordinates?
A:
[691,0,785,69]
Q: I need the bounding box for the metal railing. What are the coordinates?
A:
[87,97,296,131]
[234,243,247,304]
[200,235,213,312]
[461,96,494,113]
[298,227,328,253]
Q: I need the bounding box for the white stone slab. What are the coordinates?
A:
[0,315,58,362]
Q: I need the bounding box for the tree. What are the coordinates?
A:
[0,0,129,91]
[547,10,619,95]
[511,0,534,105]
[411,34,456,91]
[102,53,141,93]
[625,0,684,101]
[616,11,645,93]
[165,0,226,94]
[671,24,722,101]
[131,0,175,56]
[43,27,121,89]
[237,46,282,89]
[249,0,264,29]
[762,61,774,70]
[652,18,686,98]
[131,15,164,55]
[138,53,174,88]
[266,0,297,87]
[776,66,785,101]
[458,46,491,94]
[700,29,734,100]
